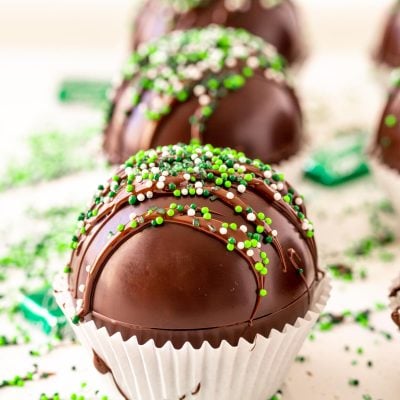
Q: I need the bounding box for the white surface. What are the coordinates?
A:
[1,1,400,399]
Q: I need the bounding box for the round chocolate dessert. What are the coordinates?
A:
[65,143,322,349]
[104,26,303,165]
[390,281,400,328]
[374,78,400,172]
[375,1,400,68]
[132,0,304,65]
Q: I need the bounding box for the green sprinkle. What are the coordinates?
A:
[256,225,264,234]
[255,262,263,271]
[227,243,235,251]
[130,220,138,228]
[173,189,181,197]
[235,205,243,213]
[259,289,268,297]
[117,224,125,232]
[385,114,397,127]
[129,195,137,205]
[126,184,134,193]
[155,216,164,225]
[229,223,237,230]
[167,209,175,217]
[201,207,209,214]
[203,212,212,220]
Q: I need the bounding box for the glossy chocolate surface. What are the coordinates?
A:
[375,2,400,68]
[132,0,304,65]
[375,86,400,171]
[104,27,303,166]
[66,144,321,348]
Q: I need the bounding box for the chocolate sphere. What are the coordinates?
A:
[66,143,321,349]
[390,282,400,328]
[375,2,400,68]
[374,81,400,171]
[104,27,303,165]
[132,0,304,65]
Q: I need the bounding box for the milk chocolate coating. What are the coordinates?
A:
[375,2,400,68]
[375,87,400,171]
[67,144,321,349]
[132,0,304,65]
[104,77,302,166]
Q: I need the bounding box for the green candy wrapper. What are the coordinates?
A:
[304,131,370,186]
[58,79,110,107]
[19,286,67,336]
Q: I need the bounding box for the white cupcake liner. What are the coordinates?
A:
[56,277,330,400]
[369,156,400,216]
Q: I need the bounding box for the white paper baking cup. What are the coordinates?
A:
[56,277,330,400]
[369,156,400,216]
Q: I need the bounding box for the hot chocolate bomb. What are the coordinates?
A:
[104,27,303,165]
[132,0,304,65]
[375,1,400,68]
[65,143,322,350]
[374,81,400,172]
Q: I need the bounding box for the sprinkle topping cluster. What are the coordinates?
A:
[66,144,315,321]
[118,26,286,136]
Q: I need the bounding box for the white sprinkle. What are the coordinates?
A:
[129,213,137,220]
[181,188,188,196]
[247,249,254,257]
[194,85,206,96]
[277,182,284,191]
[137,193,145,202]
[302,222,309,230]
[156,182,165,190]
[205,151,213,158]
[271,183,278,190]
[78,284,85,293]
[85,265,91,273]
[247,56,259,69]
[159,175,166,182]
[295,197,303,205]
[219,227,228,235]
[272,230,278,237]
[199,94,211,106]
[240,225,248,233]
[191,154,198,160]
[264,170,272,179]
[237,242,245,250]
[195,181,203,188]
[226,192,234,200]
[247,213,256,221]
[196,188,203,195]
[183,173,191,181]
[237,184,246,193]
[162,171,169,176]
[146,191,153,199]
[77,221,84,228]
[274,193,282,201]
[136,176,143,183]
[187,208,196,217]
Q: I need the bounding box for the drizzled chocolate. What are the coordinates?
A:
[374,81,400,172]
[104,26,303,165]
[132,0,304,65]
[65,143,322,349]
[375,1,400,68]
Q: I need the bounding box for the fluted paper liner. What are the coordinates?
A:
[56,277,330,400]
[369,157,400,217]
